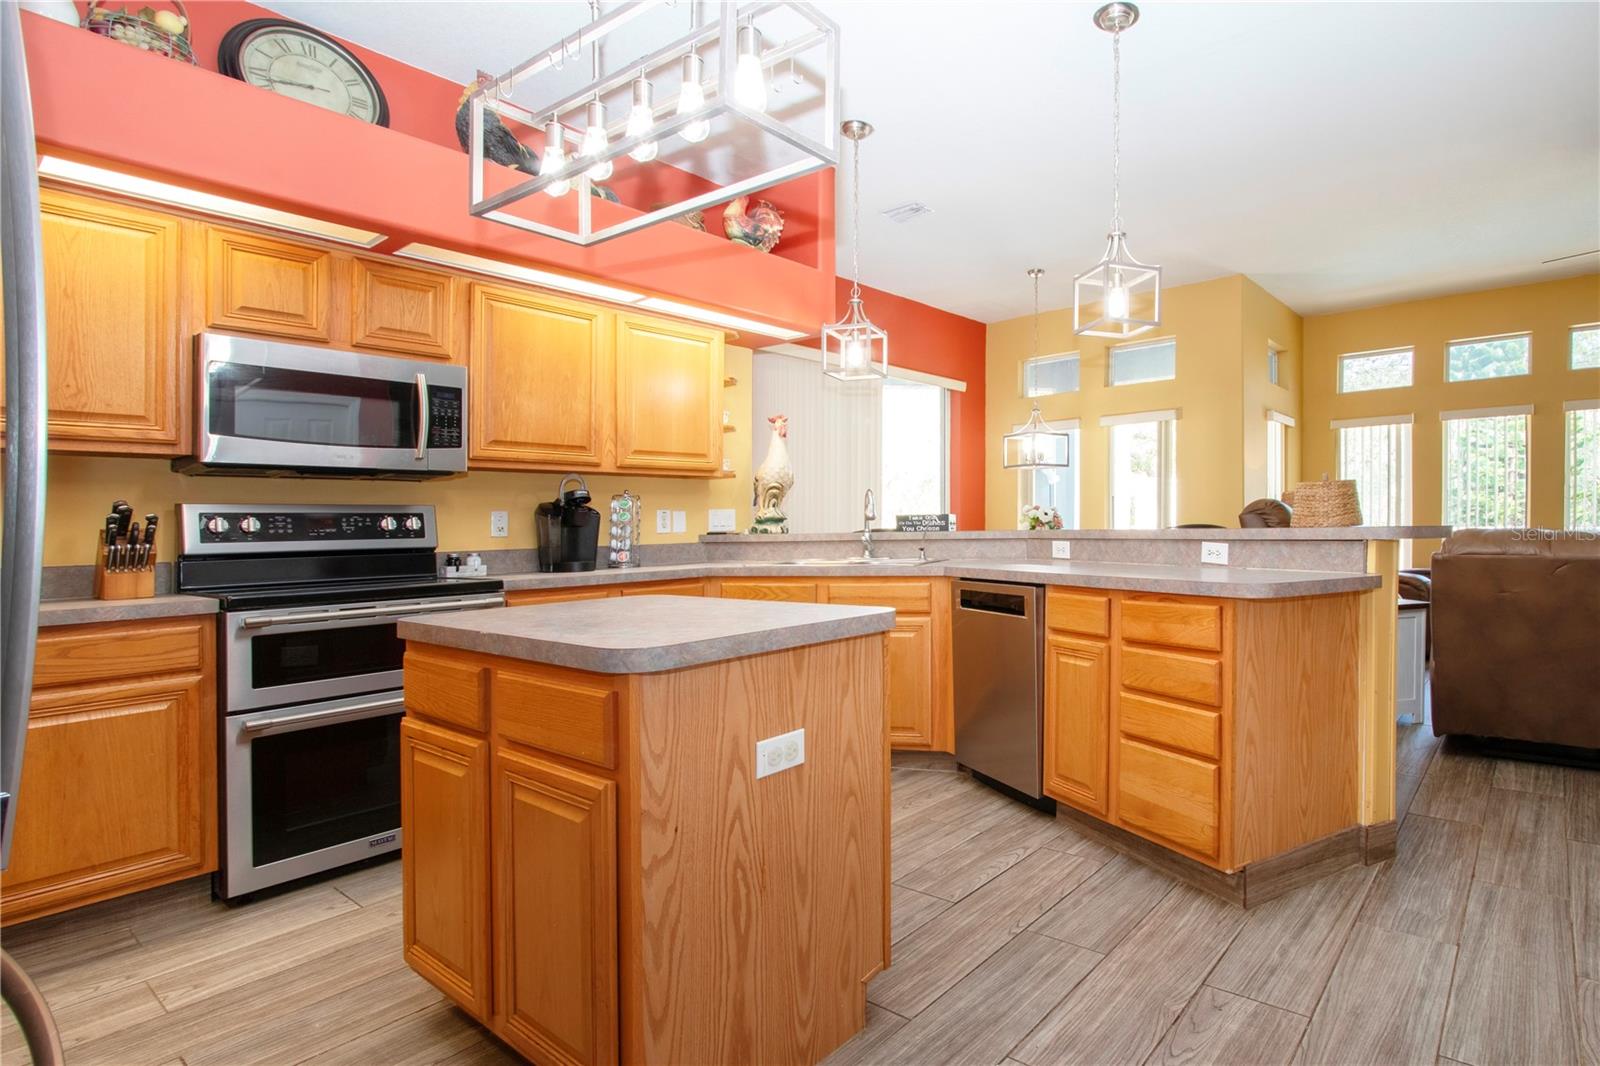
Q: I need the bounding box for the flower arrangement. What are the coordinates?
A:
[1021,504,1063,530]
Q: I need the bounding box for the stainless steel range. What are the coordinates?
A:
[176,503,504,898]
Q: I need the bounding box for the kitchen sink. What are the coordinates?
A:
[775,557,931,567]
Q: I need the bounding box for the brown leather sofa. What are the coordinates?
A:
[1431,529,1600,749]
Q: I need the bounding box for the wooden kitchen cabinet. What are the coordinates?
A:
[5,188,185,455]
[506,588,617,607]
[400,716,491,1020]
[493,749,617,1066]
[716,579,818,603]
[0,617,216,925]
[1043,633,1111,816]
[204,225,333,341]
[350,258,461,359]
[614,313,724,474]
[821,579,951,752]
[469,283,610,470]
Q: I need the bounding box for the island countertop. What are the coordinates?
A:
[398,593,896,673]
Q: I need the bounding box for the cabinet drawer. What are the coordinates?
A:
[1120,646,1223,707]
[824,580,932,614]
[718,580,817,603]
[1121,598,1222,652]
[493,670,618,770]
[1117,738,1220,858]
[505,589,616,606]
[405,648,489,733]
[620,580,704,597]
[1119,692,1220,760]
[34,618,204,689]
[1047,589,1110,638]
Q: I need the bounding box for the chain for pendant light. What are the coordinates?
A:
[849,131,863,300]
[1110,23,1121,233]
[1029,268,1043,357]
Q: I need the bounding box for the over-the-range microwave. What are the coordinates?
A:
[179,333,467,478]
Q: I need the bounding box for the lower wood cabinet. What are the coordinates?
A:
[715,579,818,603]
[819,579,950,752]
[1043,632,1110,816]
[884,614,937,749]
[0,617,217,925]
[1115,736,1221,859]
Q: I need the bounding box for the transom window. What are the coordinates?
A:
[1442,407,1530,528]
[1108,339,1177,386]
[1023,353,1080,397]
[1337,348,1413,393]
[1447,333,1531,382]
[1572,325,1600,370]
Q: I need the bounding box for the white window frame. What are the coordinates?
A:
[1572,324,1600,370]
[1337,346,1414,393]
[1440,404,1533,529]
[1266,409,1295,501]
[1016,419,1081,529]
[1445,331,1532,383]
[1107,338,1177,386]
[1565,398,1600,529]
[1267,345,1281,386]
[1334,414,1413,527]
[1101,408,1178,529]
[1023,352,1080,398]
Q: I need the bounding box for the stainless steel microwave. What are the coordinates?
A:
[183,333,467,478]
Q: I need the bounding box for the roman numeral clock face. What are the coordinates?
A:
[220,20,389,127]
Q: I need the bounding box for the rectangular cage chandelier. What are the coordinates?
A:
[466,1,840,246]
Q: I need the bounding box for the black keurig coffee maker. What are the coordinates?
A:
[535,474,601,572]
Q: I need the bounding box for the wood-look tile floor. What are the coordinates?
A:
[4,722,1595,1066]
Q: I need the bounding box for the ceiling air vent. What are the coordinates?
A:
[881,201,933,224]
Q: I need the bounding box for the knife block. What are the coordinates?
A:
[95,547,157,601]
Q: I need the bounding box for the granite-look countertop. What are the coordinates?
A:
[38,595,219,627]
[398,595,896,674]
[494,559,1380,599]
[699,526,1451,542]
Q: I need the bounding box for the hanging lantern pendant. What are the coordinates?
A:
[1003,268,1072,469]
[822,119,889,381]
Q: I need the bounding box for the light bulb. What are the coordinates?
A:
[734,25,767,113]
[580,100,613,180]
[678,53,709,143]
[1106,284,1130,320]
[843,336,868,369]
[541,120,571,197]
[626,75,658,162]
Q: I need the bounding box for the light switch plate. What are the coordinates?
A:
[671,510,687,534]
[1051,540,1071,560]
[1201,541,1229,565]
[490,510,509,538]
[708,508,736,533]
[755,727,805,779]
[655,509,672,534]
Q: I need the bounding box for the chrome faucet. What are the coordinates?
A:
[861,489,877,559]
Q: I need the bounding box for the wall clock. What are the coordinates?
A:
[218,19,390,127]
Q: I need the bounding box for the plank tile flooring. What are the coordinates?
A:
[4,721,1596,1065]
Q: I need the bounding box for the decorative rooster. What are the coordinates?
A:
[724,196,785,253]
[750,415,795,533]
[455,82,539,176]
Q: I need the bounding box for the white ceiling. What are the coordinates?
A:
[258,1,1600,322]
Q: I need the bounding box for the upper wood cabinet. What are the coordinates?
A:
[12,188,185,454]
[1043,632,1111,816]
[351,258,459,359]
[469,283,610,469]
[614,313,724,473]
[205,226,333,341]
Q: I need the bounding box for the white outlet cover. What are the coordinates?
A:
[708,508,736,533]
[490,510,509,537]
[655,509,672,534]
[1051,540,1071,560]
[671,510,687,534]
[1201,541,1230,565]
[755,727,805,779]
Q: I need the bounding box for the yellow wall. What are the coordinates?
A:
[38,347,753,568]
[986,274,1302,530]
[1302,273,1600,554]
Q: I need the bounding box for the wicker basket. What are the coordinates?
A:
[82,1,196,65]
[1286,475,1363,527]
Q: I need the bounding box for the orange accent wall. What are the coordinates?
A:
[838,280,988,528]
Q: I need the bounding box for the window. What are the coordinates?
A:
[1573,325,1600,370]
[1447,333,1530,382]
[1338,347,1413,393]
[1024,353,1079,397]
[1267,346,1281,386]
[1442,407,1530,528]
[1567,401,1600,528]
[880,378,948,522]
[1266,411,1294,501]
[1335,417,1412,526]
[1104,410,1177,529]
[1017,425,1080,529]
[1108,339,1176,385]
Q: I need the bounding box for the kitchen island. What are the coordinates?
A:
[396,595,895,1066]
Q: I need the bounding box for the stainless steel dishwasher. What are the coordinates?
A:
[951,580,1050,806]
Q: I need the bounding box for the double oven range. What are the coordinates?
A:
[176,504,504,898]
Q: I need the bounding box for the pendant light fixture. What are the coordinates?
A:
[1074,2,1161,338]
[1005,269,1072,469]
[822,119,888,381]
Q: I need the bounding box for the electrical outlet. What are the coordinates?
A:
[755,727,805,779]
[708,508,736,533]
[671,510,687,534]
[490,510,509,538]
[1201,541,1230,565]
[656,509,672,534]
[1051,540,1072,560]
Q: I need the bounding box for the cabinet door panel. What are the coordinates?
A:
[1116,738,1220,859]
[470,284,608,468]
[206,227,331,340]
[494,750,618,1066]
[401,718,491,1020]
[21,189,183,452]
[887,615,936,749]
[1043,634,1110,814]
[351,259,456,358]
[614,315,723,472]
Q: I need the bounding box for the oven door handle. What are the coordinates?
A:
[237,593,505,630]
[415,372,429,462]
[239,696,406,737]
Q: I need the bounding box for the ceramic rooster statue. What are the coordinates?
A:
[724,196,785,253]
[455,81,539,175]
[750,415,794,533]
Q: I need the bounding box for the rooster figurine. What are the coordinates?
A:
[750,415,795,534]
[724,196,785,253]
[455,82,539,175]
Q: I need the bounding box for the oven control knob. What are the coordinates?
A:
[238,516,262,534]
[204,516,231,535]
[378,516,399,532]
[402,516,423,532]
